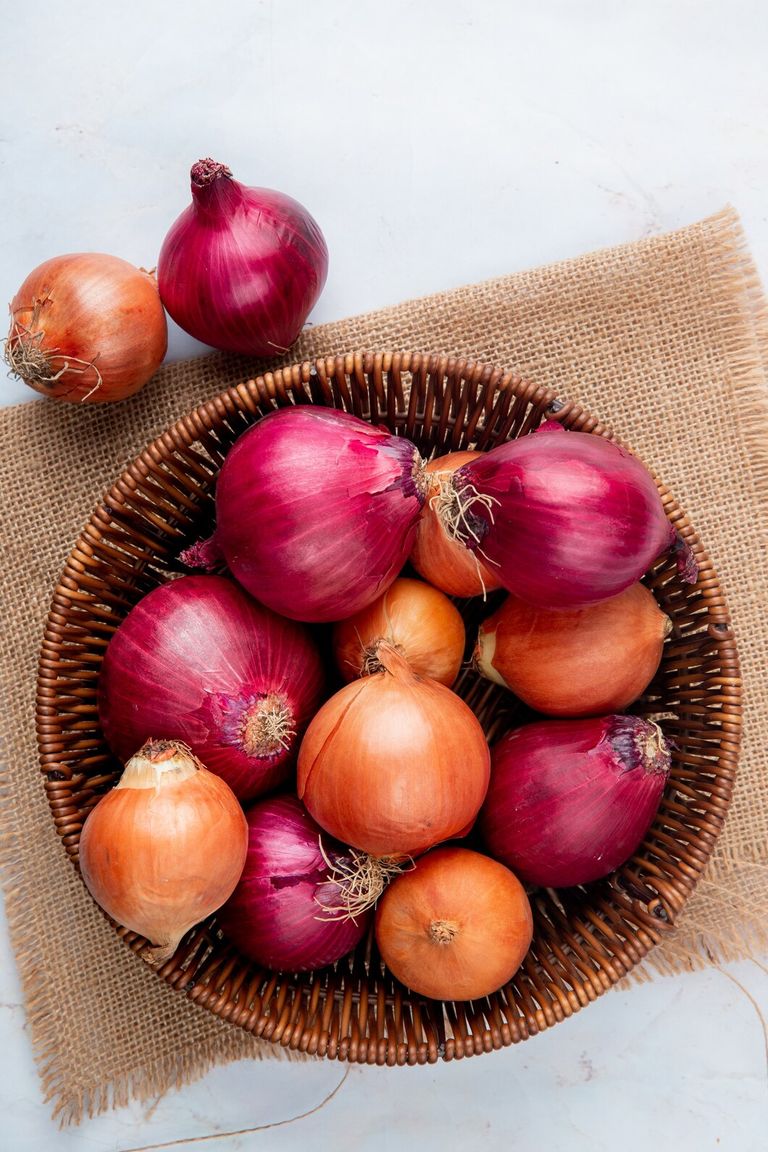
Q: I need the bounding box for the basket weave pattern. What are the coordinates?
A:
[36,352,740,1064]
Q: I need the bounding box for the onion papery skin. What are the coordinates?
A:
[375,846,533,1001]
[457,422,695,608]
[79,740,248,965]
[332,577,465,686]
[410,452,503,597]
[98,575,325,803]
[474,582,671,716]
[157,159,328,356]
[6,253,167,403]
[297,643,490,858]
[216,795,370,972]
[479,715,671,888]
[215,406,426,622]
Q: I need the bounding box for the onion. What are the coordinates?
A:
[5,253,167,403]
[157,158,328,356]
[375,846,533,1001]
[474,582,671,716]
[98,574,325,802]
[79,740,248,966]
[332,577,465,686]
[216,795,371,972]
[297,642,490,858]
[479,715,671,888]
[410,452,503,597]
[446,422,697,608]
[214,406,426,622]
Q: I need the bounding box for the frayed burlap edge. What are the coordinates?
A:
[628,206,768,979]
[0,755,310,1128]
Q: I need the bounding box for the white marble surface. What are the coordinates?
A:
[2,1,767,1148]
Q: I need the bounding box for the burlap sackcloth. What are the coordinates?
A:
[1,206,766,1124]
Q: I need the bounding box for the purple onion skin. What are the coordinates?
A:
[98,575,326,803]
[215,406,425,622]
[478,715,671,888]
[458,422,693,609]
[216,795,370,972]
[157,159,328,356]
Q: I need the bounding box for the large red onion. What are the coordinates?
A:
[216,795,371,972]
[478,714,671,888]
[98,575,325,802]
[453,422,697,608]
[214,406,426,622]
[157,158,328,356]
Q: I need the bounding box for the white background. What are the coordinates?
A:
[1,2,767,1149]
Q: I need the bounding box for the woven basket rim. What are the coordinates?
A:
[35,349,742,1064]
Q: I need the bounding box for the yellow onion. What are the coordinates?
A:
[474,582,671,716]
[297,642,490,858]
[375,846,533,1001]
[79,740,248,965]
[410,452,503,597]
[5,253,167,403]
[332,576,465,686]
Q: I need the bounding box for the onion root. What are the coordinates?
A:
[430,473,500,597]
[314,839,412,920]
[6,311,104,401]
[429,919,459,945]
[241,695,296,757]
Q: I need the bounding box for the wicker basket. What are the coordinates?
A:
[36,351,741,1064]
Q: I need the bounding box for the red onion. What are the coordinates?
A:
[216,795,371,972]
[214,406,426,622]
[98,575,325,802]
[450,422,697,608]
[157,158,328,356]
[478,714,671,888]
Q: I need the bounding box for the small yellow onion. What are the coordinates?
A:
[79,740,248,965]
[375,846,533,1001]
[410,452,503,598]
[332,576,466,686]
